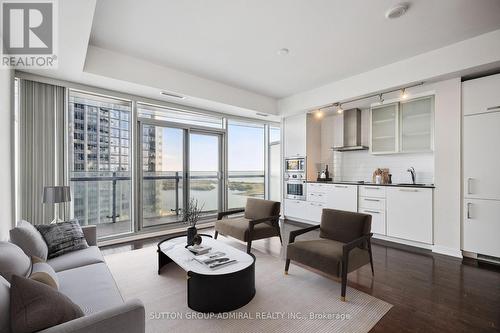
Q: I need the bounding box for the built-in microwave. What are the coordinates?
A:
[285,157,306,173]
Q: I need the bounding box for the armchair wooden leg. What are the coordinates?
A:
[284,259,290,275]
[214,231,218,239]
[246,239,252,254]
[368,238,374,276]
[341,259,348,301]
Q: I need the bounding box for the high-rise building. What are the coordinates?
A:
[69,94,131,229]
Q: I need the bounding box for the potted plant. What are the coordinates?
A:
[183,198,204,246]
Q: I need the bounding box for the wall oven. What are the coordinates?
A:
[286,173,306,200]
[285,157,306,173]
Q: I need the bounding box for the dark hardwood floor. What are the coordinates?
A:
[101,221,500,333]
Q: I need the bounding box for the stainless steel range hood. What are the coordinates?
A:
[331,108,368,152]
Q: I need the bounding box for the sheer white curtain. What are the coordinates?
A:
[19,79,66,225]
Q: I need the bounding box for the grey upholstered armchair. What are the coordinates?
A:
[215,198,281,253]
[285,209,374,301]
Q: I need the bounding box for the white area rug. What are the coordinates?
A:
[105,243,391,333]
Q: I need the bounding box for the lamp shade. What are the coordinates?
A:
[43,186,71,204]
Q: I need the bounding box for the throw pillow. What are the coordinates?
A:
[0,242,31,283]
[10,275,84,333]
[29,262,59,290]
[10,220,49,261]
[35,221,88,259]
[0,276,10,333]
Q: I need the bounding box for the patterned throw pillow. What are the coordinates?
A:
[35,221,89,259]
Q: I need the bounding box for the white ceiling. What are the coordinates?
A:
[90,0,500,98]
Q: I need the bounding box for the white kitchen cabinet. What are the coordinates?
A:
[284,113,306,157]
[370,103,398,154]
[306,201,325,224]
[463,199,500,258]
[462,73,500,116]
[359,208,386,235]
[463,111,500,200]
[326,184,358,212]
[400,96,434,152]
[386,187,433,244]
[284,199,309,221]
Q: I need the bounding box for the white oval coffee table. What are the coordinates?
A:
[157,234,256,313]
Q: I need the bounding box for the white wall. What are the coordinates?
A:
[333,151,435,184]
[0,69,14,241]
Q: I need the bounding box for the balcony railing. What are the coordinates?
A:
[69,171,264,237]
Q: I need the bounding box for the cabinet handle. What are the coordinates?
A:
[335,185,348,188]
[466,203,472,219]
[364,210,380,214]
[486,106,500,112]
[364,198,380,202]
[399,189,419,192]
[467,178,473,195]
[364,187,380,190]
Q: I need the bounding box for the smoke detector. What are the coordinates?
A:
[385,3,410,19]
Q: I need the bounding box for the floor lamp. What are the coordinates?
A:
[43,186,71,224]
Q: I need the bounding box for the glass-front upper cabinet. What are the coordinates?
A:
[400,96,434,152]
[370,102,398,154]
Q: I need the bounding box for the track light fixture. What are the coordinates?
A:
[315,82,423,114]
[401,88,408,99]
[337,103,344,114]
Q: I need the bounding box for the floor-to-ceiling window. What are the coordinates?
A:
[137,103,224,229]
[32,83,279,240]
[227,120,265,209]
[68,91,133,239]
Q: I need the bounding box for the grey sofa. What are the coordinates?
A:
[1,225,145,333]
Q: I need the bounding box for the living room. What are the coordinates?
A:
[1,1,500,332]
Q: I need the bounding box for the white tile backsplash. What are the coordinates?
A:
[332,150,434,184]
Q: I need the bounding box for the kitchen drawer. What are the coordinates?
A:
[359,186,386,198]
[359,197,386,210]
[284,199,309,221]
[359,208,386,235]
[308,183,329,192]
[307,202,325,224]
[307,192,327,203]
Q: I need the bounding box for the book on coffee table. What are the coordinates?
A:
[194,252,237,270]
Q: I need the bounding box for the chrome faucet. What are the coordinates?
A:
[407,167,416,184]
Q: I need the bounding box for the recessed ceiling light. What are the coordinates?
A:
[277,48,290,56]
[160,91,185,99]
[385,3,409,19]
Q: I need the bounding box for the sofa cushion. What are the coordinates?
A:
[57,262,123,315]
[10,221,49,261]
[47,246,104,273]
[216,216,279,241]
[244,198,280,221]
[0,276,10,333]
[36,221,89,259]
[0,242,31,283]
[10,275,84,333]
[286,239,370,276]
[29,262,59,289]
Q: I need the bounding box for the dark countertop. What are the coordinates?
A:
[307,180,435,189]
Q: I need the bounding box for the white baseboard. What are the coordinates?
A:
[432,245,463,258]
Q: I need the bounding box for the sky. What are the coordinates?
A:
[160,124,266,172]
